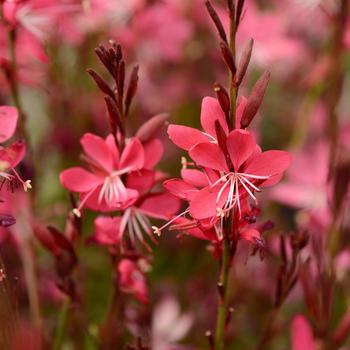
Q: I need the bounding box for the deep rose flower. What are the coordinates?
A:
[118,258,148,303]
[188,129,291,220]
[60,133,144,216]
[0,106,29,191]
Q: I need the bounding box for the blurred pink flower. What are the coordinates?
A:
[151,296,192,350]
[291,315,316,350]
[118,258,148,303]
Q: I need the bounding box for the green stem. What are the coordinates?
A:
[53,297,71,350]
[215,218,232,350]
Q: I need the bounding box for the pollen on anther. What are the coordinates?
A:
[72,208,82,218]
[152,226,161,236]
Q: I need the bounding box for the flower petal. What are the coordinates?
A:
[139,192,181,219]
[93,216,122,246]
[0,106,18,143]
[119,137,144,171]
[167,124,208,151]
[200,96,228,137]
[189,187,218,220]
[189,143,228,172]
[143,138,163,169]
[0,140,25,168]
[181,168,208,187]
[227,129,256,171]
[291,315,315,350]
[81,133,114,173]
[105,134,120,168]
[126,169,155,194]
[163,179,197,200]
[244,150,292,186]
[60,167,102,192]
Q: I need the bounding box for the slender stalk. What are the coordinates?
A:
[215,218,232,350]
[53,297,71,350]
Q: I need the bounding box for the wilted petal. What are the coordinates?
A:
[60,167,102,192]
[167,124,208,151]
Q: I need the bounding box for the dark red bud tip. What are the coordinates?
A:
[125,64,139,117]
[220,42,236,75]
[236,38,254,87]
[240,71,270,129]
[87,69,115,99]
[213,82,230,115]
[205,0,228,44]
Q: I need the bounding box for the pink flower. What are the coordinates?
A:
[0,106,29,191]
[118,258,148,303]
[60,133,145,216]
[92,169,180,250]
[188,129,291,220]
[291,315,316,350]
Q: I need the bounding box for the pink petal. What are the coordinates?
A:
[236,96,247,129]
[167,124,208,151]
[139,192,181,219]
[60,167,102,193]
[119,137,144,171]
[0,106,18,143]
[105,134,120,168]
[189,187,220,220]
[0,140,25,168]
[143,138,163,169]
[126,169,155,194]
[175,218,217,241]
[163,179,198,200]
[93,216,122,246]
[227,129,256,170]
[291,315,315,350]
[239,229,262,244]
[80,133,114,173]
[244,150,292,186]
[181,169,208,187]
[189,143,228,172]
[200,96,228,137]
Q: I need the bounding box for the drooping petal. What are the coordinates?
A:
[163,179,197,200]
[0,140,26,168]
[80,133,114,173]
[244,150,292,186]
[60,167,103,193]
[0,106,18,143]
[227,129,256,171]
[119,137,144,171]
[181,169,208,188]
[167,124,208,151]
[126,169,155,194]
[291,315,316,350]
[143,138,163,169]
[200,97,228,136]
[189,143,228,172]
[138,192,181,219]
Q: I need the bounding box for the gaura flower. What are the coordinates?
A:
[188,129,291,220]
[291,315,316,350]
[0,106,30,191]
[93,169,180,250]
[60,133,144,216]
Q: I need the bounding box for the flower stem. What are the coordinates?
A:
[53,297,70,350]
[215,218,233,350]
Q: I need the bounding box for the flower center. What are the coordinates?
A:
[98,172,127,205]
[212,172,271,217]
